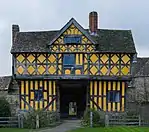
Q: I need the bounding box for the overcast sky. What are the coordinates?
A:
[0,0,149,76]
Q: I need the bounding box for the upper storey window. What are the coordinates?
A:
[64,35,82,44]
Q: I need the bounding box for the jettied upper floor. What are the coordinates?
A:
[11,11,136,80]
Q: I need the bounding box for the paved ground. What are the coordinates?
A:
[39,120,81,132]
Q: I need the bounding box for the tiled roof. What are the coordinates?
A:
[11,18,136,53]
[11,29,136,53]
[92,29,136,53]
[135,58,149,76]
[0,76,12,90]
[11,31,57,53]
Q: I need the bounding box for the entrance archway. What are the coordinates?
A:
[59,81,87,119]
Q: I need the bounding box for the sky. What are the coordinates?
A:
[0,0,149,76]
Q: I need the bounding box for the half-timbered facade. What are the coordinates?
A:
[11,12,136,118]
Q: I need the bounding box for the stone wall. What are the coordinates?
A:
[126,76,149,112]
[0,79,19,116]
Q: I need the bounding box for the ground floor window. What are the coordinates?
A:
[107,91,120,102]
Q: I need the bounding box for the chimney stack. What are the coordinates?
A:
[12,24,19,44]
[89,11,98,35]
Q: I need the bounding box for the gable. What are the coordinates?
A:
[49,18,95,45]
[54,24,92,44]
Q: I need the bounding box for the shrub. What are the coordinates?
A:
[81,108,105,127]
[23,110,59,129]
[0,97,11,117]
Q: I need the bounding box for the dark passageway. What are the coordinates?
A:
[59,81,87,119]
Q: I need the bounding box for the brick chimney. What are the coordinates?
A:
[89,11,98,35]
[12,24,19,44]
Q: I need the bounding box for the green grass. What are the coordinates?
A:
[68,127,149,132]
[0,128,30,132]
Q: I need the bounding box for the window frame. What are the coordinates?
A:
[34,88,43,101]
[64,35,82,44]
[63,54,75,68]
[107,91,120,103]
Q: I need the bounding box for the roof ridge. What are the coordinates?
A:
[19,30,59,33]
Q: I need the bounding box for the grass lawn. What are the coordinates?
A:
[0,128,30,132]
[68,127,149,132]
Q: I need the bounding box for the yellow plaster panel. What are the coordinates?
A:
[122,82,125,96]
[44,101,47,109]
[98,97,102,109]
[100,54,109,64]
[49,97,52,111]
[122,98,125,112]
[53,100,56,111]
[113,103,115,112]
[113,82,116,90]
[44,92,47,100]
[21,81,24,95]
[103,97,106,111]
[76,54,79,65]
[27,54,35,63]
[44,81,47,90]
[21,100,24,110]
[25,81,29,95]
[17,54,25,63]
[111,66,119,75]
[90,54,98,63]
[49,81,52,95]
[117,103,120,111]
[111,54,119,64]
[31,92,34,100]
[90,82,93,95]
[90,66,98,75]
[99,81,102,96]
[108,103,111,112]
[84,65,88,75]
[17,66,24,74]
[40,101,43,109]
[35,102,38,110]
[94,97,97,110]
[75,69,81,75]
[48,54,56,63]
[94,81,97,96]
[80,54,83,65]
[103,81,106,95]
[108,81,111,90]
[53,81,56,95]
[30,81,33,90]
[37,54,46,63]
[100,66,108,75]
[48,66,56,74]
[35,81,38,90]
[27,66,35,75]
[38,65,46,74]
[117,82,120,91]
[65,69,71,75]
[121,66,129,75]
[121,54,130,64]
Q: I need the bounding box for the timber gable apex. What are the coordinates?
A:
[48,18,96,45]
